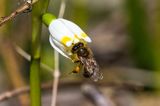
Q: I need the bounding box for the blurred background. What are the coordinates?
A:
[0,0,160,106]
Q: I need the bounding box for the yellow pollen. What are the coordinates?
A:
[74,34,79,39]
[72,66,80,73]
[61,36,72,45]
[81,33,88,38]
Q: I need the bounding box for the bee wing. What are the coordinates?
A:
[79,56,103,82]
[49,36,72,60]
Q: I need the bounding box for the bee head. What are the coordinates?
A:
[72,42,84,53]
[72,42,89,57]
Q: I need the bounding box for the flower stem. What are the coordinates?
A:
[30,0,50,106]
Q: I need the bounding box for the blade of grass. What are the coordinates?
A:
[30,0,50,106]
[126,0,155,69]
[152,0,160,92]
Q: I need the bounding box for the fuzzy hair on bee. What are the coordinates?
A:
[79,56,103,82]
[71,43,103,81]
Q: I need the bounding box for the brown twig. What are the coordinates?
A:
[0,0,38,27]
[15,44,53,72]
[81,84,114,106]
[0,81,80,103]
[0,87,29,102]
[0,82,52,102]
[0,80,144,103]
[51,0,66,106]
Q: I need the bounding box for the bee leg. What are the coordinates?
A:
[72,66,80,73]
[72,62,83,73]
[73,60,80,63]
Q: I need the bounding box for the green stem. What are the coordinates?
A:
[30,0,50,106]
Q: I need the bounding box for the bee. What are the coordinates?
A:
[43,13,103,81]
[50,35,103,81]
[71,42,103,81]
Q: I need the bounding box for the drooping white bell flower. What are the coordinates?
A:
[42,13,92,59]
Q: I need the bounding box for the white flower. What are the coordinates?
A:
[42,13,92,59]
[49,18,91,47]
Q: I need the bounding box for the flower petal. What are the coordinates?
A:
[59,19,92,43]
[49,36,71,59]
[49,19,74,46]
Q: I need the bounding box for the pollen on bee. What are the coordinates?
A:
[72,66,81,73]
[74,34,79,39]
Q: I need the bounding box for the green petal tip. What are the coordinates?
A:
[42,13,56,26]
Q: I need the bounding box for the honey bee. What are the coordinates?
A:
[71,42,103,81]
